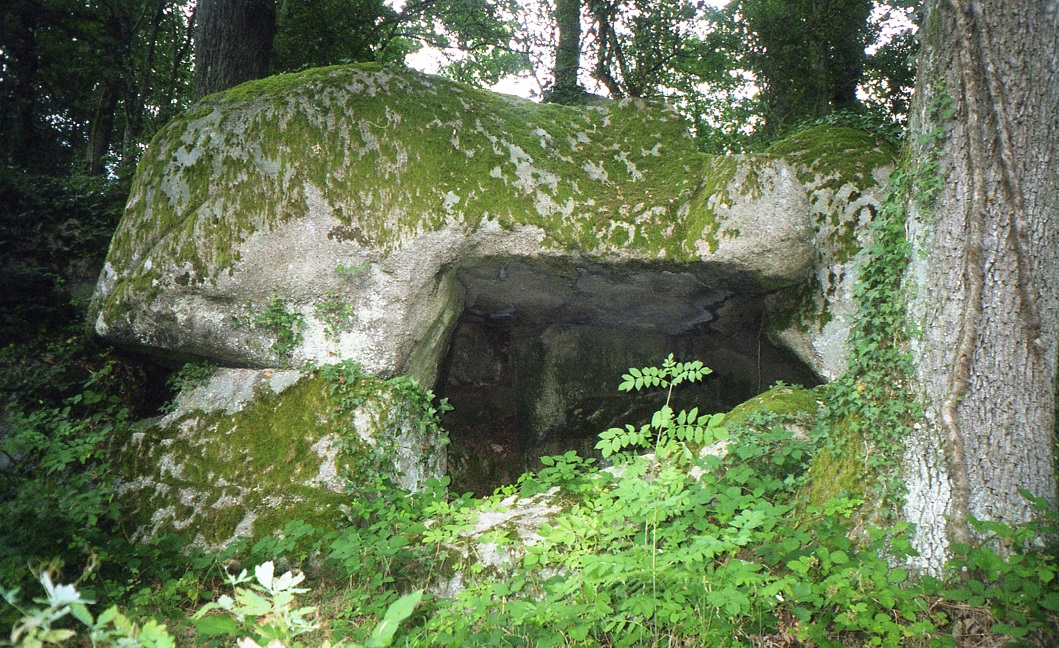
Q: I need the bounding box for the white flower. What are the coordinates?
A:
[254,562,275,591]
[40,572,92,607]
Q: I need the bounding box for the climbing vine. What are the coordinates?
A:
[320,360,450,497]
[819,83,954,510]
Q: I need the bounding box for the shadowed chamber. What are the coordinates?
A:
[433,258,820,495]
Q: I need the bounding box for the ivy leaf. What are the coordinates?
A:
[368,589,424,647]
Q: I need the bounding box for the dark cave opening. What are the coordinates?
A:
[434,287,821,496]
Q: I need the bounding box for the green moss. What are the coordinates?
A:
[99,65,722,311]
[766,125,896,190]
[800,417,873,509]
[768,125,896,263]
[724,384,822,427]
[721,386,876,514]
[109,370,414,548]
[98,67,897,335]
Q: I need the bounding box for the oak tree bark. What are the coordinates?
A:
[192,0,276,100]
[901,0,1058,574]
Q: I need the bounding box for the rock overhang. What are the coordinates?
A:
[89,62,895,383]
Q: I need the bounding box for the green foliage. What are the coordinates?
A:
[687,1,915,153]
[861,25,918,128]
[160,360,217,412]
[596,354,723,459]
[0,356,130,592]
[272,0,405,72]
[584,0,713,99]
[387,375,454,439]
[316,292,358,341]
[271,0,524,86]
[735,0,874,136]
[0,170,128,341]
[335,261,371,276]
[0,0,195,175]
[941,495,1059,644]
[3,349,1056,646]
[193,561,321,646]
[2,561,424,648]
[411,358,1058,646]
[318,359,451,525]
[814,82,954,509]
[911,80,955,212]
[1,568,175,648]
[803,108,907,149]
[234,295,308,360]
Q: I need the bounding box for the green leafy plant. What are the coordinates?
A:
[0,360,130,591]
[319,361,451,499]
[316,291,357,341]
[596,353,724,459]
[160,360,216,412]
[411,356,1059,647]
[232,295,307,360]
[335,261,371,276]
[1,569,175,648]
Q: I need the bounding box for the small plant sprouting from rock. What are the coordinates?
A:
[318,360,451,498]
[335,261,370,276]
[316,291,357,341]
[161,360,217,413]
[232,295,307,361]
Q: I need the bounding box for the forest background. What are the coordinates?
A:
[1,0,1057,646]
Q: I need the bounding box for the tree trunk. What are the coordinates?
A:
[902,0,1058,575]
[192,0,276,100]
[547,0,582,103]
[86,77,118,176]
[2,0,41,171]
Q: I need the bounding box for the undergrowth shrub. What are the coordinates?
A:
[408,357,1059,647]
[2,561,423,648]
[0,340,132,599]
[3,352,1057,647]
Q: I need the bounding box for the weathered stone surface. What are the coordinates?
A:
[87,64,891,384]
[764,127,896,380]
[111,367,445,550]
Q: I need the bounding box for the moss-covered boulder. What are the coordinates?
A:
[111,366,446,550]
[88,63,892,383]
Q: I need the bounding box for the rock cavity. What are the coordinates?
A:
[435,258,820,494]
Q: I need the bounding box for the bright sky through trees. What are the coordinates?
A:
[402,0,732,99]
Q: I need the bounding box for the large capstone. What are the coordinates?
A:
[89,64,893,386]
